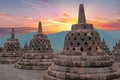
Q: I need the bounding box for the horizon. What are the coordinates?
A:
[1,28,120,37]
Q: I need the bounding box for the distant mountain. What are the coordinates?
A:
[0,29,120,53]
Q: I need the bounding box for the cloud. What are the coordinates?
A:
[0,13,33,20]
[0,12,36,28]
[0,12,119,37]
[57,13,120,30]
[0,27,36,37]
[19,16,33,20]
[58,13,77,24]
[0,13,13,20]
[0,13,11,17]
[35,0,50,6]
[93,16,108,21]
[41,0,50,6]
[87,19,120,30]
[21,0,41,10]
[34,13,120,34]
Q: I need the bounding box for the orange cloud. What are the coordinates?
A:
[0,12,120,36]
[88,19,120,30]
[59,13,77,24]
[55,13,120,31]
[0,13,37,28]
[0,27,36,36]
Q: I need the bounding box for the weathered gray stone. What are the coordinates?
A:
[100,38,110,53]
[0,64,44,80]
[15,22,55,70]
[113,39,120,62]
[43,4,120,80]
[0,28,22,64]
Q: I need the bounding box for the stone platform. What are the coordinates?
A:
[15,53,55,70]
[0,64,44,80]
[0,52,22,64]
[44,52,120,80]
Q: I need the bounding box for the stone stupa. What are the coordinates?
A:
[0,47,3,53]
[43,4,120,80]
[22,41,29,53]
[0,28,21,64]
[100,38,110,53]
[15,22,55,70]
[112,39,120,62]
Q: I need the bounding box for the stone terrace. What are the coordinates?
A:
[0,64,44,80]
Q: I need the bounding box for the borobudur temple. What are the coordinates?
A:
[43,4,120,80]
[15,22,55,70]
[0,28,21,64]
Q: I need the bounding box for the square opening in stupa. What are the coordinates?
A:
[43,4,120,80]
[15,22,55,70]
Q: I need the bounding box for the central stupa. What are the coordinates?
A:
[43,4,120,80]
[15,22,55,70]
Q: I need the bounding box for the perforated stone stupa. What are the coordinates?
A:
[15,22,55,70]
[22,41,29,53]
[44,4,120,80]
[100,38,110,53]
[0,47,3,53]
[0,28,21,64]
[112,39,120,62]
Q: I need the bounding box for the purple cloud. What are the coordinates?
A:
[21,0,41,10]
[0,27,36,37]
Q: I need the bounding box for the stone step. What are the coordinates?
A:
[56,55,111,61]
[15,64,50,70]
[53,58,113,67]
[50,64,115,74]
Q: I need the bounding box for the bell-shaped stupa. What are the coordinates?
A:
[100,38,110,53]
[0,28,21,64]
[112,39,120,62]
[15,22,55,70]
[22,41,29,53]
[0,47,3,53]
[43,4,120,80]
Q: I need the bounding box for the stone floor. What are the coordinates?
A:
[0,64,44,80]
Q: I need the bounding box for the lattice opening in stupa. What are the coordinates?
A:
[43,4,120,80]
[15,22,55,70]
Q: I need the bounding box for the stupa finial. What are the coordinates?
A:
[78,4,86,24]
[38,22,42,33]
[118,38,120,43]
[103,38,105,42]
[11,28,15,39]
[24,41,28,49]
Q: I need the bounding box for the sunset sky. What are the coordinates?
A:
[0,0,120,36]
